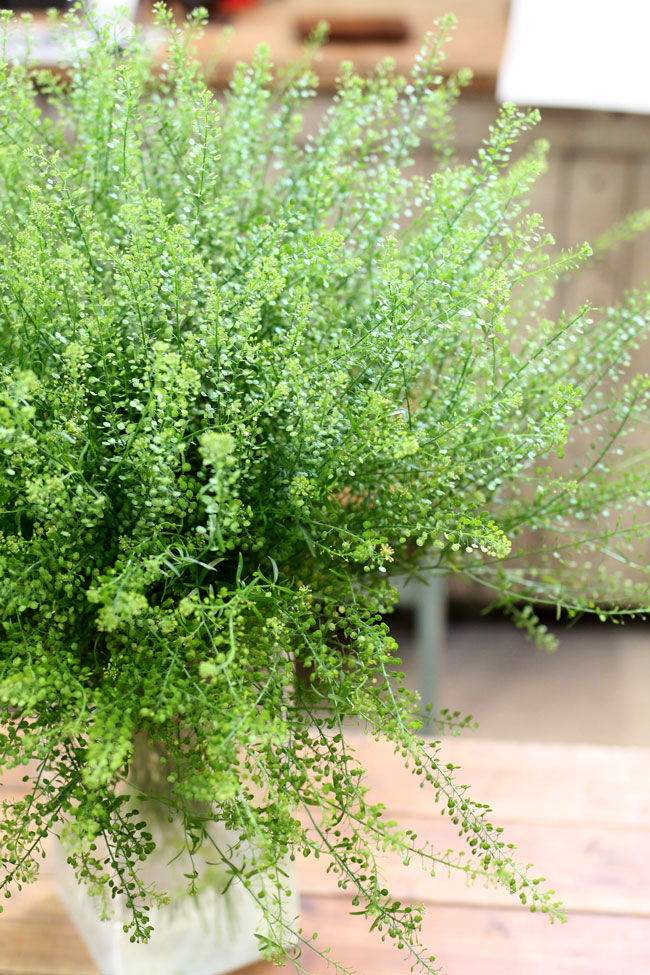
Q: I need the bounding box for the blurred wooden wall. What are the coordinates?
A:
[450,100,650,605]
[453,100,650,307]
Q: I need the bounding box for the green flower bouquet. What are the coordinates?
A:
[1,6,649,972]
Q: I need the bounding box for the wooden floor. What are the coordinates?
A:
[1,736,649,975]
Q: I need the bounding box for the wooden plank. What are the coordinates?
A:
[559,155,630,313]
[529,109,650,155]
[346,737,650,826]
[3,738,650,974]
[452,102,650,309]
[628,158,650,292]
[242,898,650,975]
[0,886,97,975]
[520,151,565,321]
[454,101,650,156]
[455,101,650,157]
[170,0,510,92]
[5,880,649,975]
[4,737,650,824]
[296,817,650,915]
[293,738,650,918]
[13,814,648,928]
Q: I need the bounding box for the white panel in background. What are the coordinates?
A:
[497,0,650,114]
[2,0,142,64]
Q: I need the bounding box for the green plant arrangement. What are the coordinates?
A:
[2,6,650,972]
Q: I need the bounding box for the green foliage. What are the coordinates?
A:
[1,6,649,971]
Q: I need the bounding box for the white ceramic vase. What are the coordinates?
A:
[51,740,298,975]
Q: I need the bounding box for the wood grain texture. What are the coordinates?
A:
[629,158,650,291]
[156,0,510,91]
[2,737,649,975]
[0,885,97,975]
[244,899,650,975]
[560,155,630,313]
[352,736,650,825]
[296,818,650,915]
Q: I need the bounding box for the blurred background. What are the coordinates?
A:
[8,0,650,748]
